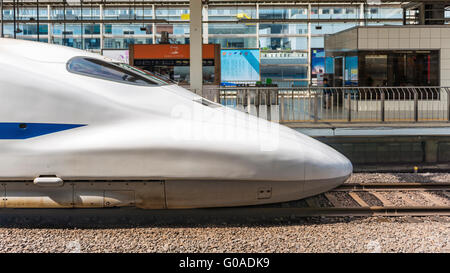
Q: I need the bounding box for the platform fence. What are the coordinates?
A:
[208,86,450,123]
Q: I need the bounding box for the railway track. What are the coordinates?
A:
[270,182,450,217]
[337,182,450,191]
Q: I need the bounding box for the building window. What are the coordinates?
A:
[346,8,355,14]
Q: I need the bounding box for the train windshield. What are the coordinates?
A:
[67,57,169,86]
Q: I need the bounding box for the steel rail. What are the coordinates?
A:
[217,206,450,217]
[335,182,450,191]
[130,206,450,218]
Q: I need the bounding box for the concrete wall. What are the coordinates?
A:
[324,28,358,52]
[318,135,450,167]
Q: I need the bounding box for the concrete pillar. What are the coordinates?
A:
[100,4,104,50]
[13,0,15,39]
[255,3,259,48]
[202,4,208,44]
[81,0,85,50]
[359,3,364,26]
[190,0,203,96]
[36,0,40,41]
[47,5,52,43]
[418,4,426,25]
[1,0,3,37]
[152,4,156,44]
[307,4,311,86]
[425,140,438,163]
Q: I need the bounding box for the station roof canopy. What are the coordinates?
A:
[1,0,448,7]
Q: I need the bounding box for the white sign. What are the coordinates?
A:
[102,50,129,64]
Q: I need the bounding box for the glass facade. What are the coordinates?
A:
[0,3,406,85]
[324,50,440,89]
[359,50,440,87]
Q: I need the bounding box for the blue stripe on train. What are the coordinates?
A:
[0,122,85,139]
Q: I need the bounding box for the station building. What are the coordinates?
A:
[2,0,449,88]
[325,25,450,87]
[0,0,448,91]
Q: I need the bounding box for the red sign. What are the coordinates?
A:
[133,44,216,59]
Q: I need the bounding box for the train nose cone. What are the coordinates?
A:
[296,133,352,197]
[306,144,352,180]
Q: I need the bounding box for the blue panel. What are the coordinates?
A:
[325,57,334,74]
[344,56,358,86]
[312,48,325,58]
[311,48,325,76]
[221,49,260,82]
[0,123,85,139]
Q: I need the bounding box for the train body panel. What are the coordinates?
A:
[0,38,352,208]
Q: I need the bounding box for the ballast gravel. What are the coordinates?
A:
[0,216,448,253]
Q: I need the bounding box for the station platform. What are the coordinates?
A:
[286,122,450,137]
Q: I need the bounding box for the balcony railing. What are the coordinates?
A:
[209,86,450,123]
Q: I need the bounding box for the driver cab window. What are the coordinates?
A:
[67,57,166,86]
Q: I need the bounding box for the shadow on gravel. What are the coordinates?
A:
[0,208,369,229]
[392,173,447,183]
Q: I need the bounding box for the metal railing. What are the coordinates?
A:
[210,86,450,123]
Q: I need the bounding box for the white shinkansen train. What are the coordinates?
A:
[0,38,352,209]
